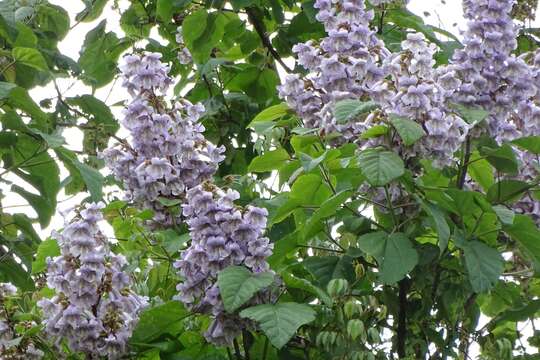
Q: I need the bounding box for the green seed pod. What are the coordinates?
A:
[347,319,365,341]
[327,278,349,298]
[367,327,381,344]
[354,262,365,278]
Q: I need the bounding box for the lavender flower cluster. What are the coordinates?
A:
[38,203,147,359]
[174,185,273,345]
[0,283,43,359]
[280,0,467,167]
[449,0,535,142]
[103,53,224,226]
[447,0,540,224]
[372,32,469,167]
[279,0,388,140]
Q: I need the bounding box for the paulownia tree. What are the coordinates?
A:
[0,0,540,359]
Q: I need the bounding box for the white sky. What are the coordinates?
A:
[1,0,538,356]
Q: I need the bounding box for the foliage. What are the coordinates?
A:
[0,0,539,359]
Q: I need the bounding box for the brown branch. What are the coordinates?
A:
[245,7,292,73]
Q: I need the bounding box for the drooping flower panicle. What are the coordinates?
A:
[174,185,274,345]
[103,53,224,226]
[38,203,147,359]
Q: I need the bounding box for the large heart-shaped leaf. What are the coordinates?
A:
[240,303,316,349]
[358,148,404,186]
[217,266,274,312]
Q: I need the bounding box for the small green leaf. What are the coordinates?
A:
[334,99,378,124]
[504,215,540,264]
[131,301,189,344]
[492,205,514,226]
[11,185,54,228]
[303,255,355,287]
[420,201,450,253]
[0,81,16,100]
[512,136,540,154]
[56,148,103,201]
[389,115,426,146]
[468,151,495,191]
[248,103,290,127]
[76,0,108,22]
[462,241,503,293]
[217,266,274,312]
[358,148,404,186]
[486,180,532,204]
[481,144,519,175]
[281,272,332,307]
[248,148,290,172]
[451,103,489,125]
[240,303,316,349]
[12,47,48,71]
[32,239,60,274]
[360,125,389,140]
[183,10,226,63]
[303,190,351,239]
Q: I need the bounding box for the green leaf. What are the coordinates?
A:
[468,151,495,191]
[290,174,332,206]
[248,103,290,127]
[281,272,332,307]
[12,47,48,71]
[8,87,48,130]
[76,0,109,22]
[35,4,70,40]
[334,99,378,124]
[56,148,103,201]
[131,301,189,344]
[183,10,226,63]
[32,239,59,274]
[492,205,514,226]
[357,148,404,186]
[0,256,34,291]
[0,81,16,99]
[78,20,131,87]
[357,232,419,284]
[303,255,355,287]
[30,129,65,148]
[299,150,340,172]
[66,95,117,132]
[486,180,532,204]
[389,115,426,146]
[120,2,152,38]
[303,190,351,239]
[504,215,540,264]
[12,214,40,244]
[420,201,450,253]
[156,0,173,21]
[240,303,316,349]
[462,241,504,293]
[480,144,519,175]
[14,23,37,47]
[451,104,489,125]
[217,266,275,312]
[360,125,389,140]
[512,136,540,154]
[11,185,54,227]
[248,148,290,173]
